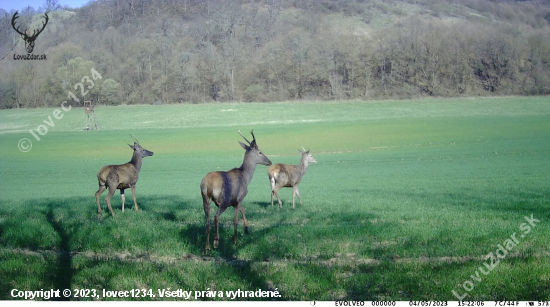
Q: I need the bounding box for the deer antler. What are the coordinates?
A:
[249,130,257,149]
[238,130,258,149]
[130,133,139,144]
[237,130,251,145]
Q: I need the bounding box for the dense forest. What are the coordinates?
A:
[0,0,550,108]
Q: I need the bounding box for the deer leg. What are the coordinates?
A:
[269,176,276,207]
[292,186,298,209]
[105,187,116,217]
[239,206,249,234]
[95,185,106,219]
[213,205,228,249]
[295,186,303,206]
[203,196,212,251]
[233,206,239,244]
[120,189,125,213]
[273,186,283,208]
[202,193,212,251]
[130,186,139,212]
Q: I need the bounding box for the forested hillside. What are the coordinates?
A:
[1,0,550,108]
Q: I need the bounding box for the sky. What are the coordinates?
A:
[0,0,92,12]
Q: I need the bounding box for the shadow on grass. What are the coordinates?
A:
[1,187,548,300]
[45,203,74,301]
[0,195,197,300]
[0,198,97,300]
[251,201,272,209]
[180,220,285,300]
[180,207,383,300]
[360,186,550,218]
[94,194,195,217]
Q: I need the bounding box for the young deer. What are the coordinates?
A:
[268,149,317,208]
[201,130,272,251]
[95,135,154,219]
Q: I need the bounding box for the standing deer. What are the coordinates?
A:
[268,149,317,208]
[201,130,272,251]
[95,135,154,219]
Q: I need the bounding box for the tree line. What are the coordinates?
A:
[0,0,549,109]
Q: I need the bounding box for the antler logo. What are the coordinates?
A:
[11,11,49,54]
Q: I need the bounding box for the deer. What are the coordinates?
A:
[268,148,317,209]
[95,135,154,219]
[11,11,49,54]
[201,130,272,251]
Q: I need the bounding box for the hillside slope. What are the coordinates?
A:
[0,0,549,108]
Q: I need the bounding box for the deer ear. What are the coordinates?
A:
[239,141,249,150]
[128,144,135,150]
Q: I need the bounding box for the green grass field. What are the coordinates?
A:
[0,97,549,301]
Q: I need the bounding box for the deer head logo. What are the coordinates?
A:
[11,11,49,54]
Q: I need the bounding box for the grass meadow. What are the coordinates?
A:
[0,97,549,301]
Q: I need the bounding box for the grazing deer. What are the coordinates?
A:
[95,135,154,219]
[268,149,317,208]
[201,130,272,251]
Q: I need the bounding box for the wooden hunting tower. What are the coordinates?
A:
[84,100,102,131]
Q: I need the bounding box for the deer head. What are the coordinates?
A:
[299,148,317,164]
[238,130,271,166]
[11,11,49,53]
[128,134,154,158]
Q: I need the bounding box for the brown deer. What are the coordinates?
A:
[95,135,154,219]
[201,130,272,251]
[268,149,317,208]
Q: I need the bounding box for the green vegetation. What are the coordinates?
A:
[0,97,549,300]
[1,0,550,107]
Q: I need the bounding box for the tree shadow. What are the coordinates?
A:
[7,185,545,301]
[45,203,74,301]
[180,218,249,258]
[360,186,550,218]
[180,216,287,300]
[179,209,382,300]
[2,195,290,299]
[0,197,93,300]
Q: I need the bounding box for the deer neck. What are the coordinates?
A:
[299,156,310,173]
[130,152,143,172]
[239,153,258,185]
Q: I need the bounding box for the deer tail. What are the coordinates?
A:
[268,168,277,190]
